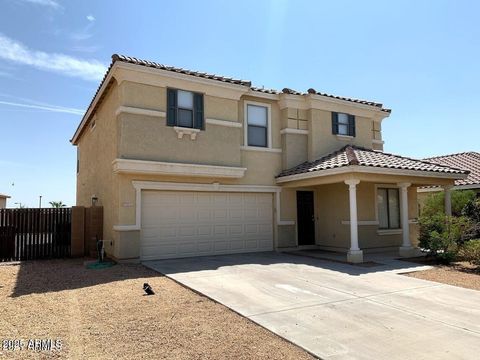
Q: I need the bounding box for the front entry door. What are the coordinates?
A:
[297,191,315,246]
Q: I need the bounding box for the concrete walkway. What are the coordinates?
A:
[144,252,480,360]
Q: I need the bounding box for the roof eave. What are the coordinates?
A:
[307,93,391,116]
[276,165,468,184]
[70,62,119,145]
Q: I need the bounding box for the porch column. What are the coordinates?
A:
[398,182,414,257]
[344,179,363,263]
[444,185,453,216]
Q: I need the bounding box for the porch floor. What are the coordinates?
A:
[283,248,421,268]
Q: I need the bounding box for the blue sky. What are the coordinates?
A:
[0,0,479,207]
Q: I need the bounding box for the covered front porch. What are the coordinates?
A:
[275,146,469,263]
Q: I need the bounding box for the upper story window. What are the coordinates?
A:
[246,103,269,147]
[167,88,204,129]
[332,112,355,137]
[377,188,400,229]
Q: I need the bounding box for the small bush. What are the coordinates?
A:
[421,190,476,217]
[418,216,472,263]
[458,240,480,267]
[418,214,445,246]
[462,198,480,223]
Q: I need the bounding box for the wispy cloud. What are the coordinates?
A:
[70,44,102,54]
[71,15,96,41]
[20,0,61,9]
[0,100,83,115]
[70,20,95,41]
[0,33,106,81]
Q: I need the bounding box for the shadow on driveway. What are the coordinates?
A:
[144,251,426,277]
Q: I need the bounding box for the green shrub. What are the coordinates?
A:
[458,240,480,266]
[418,216,472,263]
[418,213,446,247]
[421,190,476,217]
[462,198,480,223]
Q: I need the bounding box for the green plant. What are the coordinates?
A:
[458,240,480,267]
[49,201,66,208]
[418,215,471,264]
[462,198,480,223]
[421,190,476,217]
[418,213,445,246]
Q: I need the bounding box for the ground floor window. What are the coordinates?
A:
[377,188,400,229]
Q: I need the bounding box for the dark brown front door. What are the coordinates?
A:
[297,191,315,246]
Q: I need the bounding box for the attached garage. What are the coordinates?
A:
[140,190,274,260]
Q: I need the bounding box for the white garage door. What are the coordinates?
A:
[140,191,274,260]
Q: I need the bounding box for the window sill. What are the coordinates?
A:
[240,146,282,153]
[377,229,402,236]
[173,126,201,140]
[336,134,354,141]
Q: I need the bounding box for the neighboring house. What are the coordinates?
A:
[0,194,10,209]
[418,152,480,207]
[71,54,468,263]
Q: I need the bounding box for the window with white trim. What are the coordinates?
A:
[247,104,268,147]
[377,188,400,229]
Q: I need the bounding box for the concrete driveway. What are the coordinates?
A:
[144,252,480,360]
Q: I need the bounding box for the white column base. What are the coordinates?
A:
[399,246,420,258]
[347,250,364,264]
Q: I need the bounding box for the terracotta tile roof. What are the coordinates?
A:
[112,54,252,87]
[277,145,468,179]
[112,54,390,111]
[248,86,391,112]
[71,54,392,144]
[306,88,389,112]
[424,152,480,187]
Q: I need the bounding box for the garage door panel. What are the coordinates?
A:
[140,191,273,260]
[213,194,228,205]
[197,209,212,221]
[230,239,246,250]
[214,241,229,251]
[229,224,243,235]
[229,209,243,220]
[197,225,212,236]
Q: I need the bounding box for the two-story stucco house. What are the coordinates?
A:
[71,54,468,263]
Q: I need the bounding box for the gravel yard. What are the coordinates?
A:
[404,260,480,291]
[0,259,315,360]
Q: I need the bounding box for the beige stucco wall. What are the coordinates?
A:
[0,198,7,209]
[282,133,308,169]
[76,82,120,254]
[118,112,243,167]
[308,109,377,161]
[121,81,166,111]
